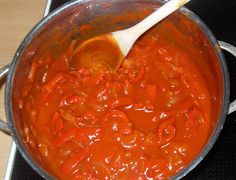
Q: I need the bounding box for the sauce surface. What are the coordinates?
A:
[20,13,211,179]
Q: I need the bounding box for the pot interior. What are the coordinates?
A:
[8,0,226,178]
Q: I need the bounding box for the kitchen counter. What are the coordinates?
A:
[0,0,46,179]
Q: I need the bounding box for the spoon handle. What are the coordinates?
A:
[113,0,190,56]
[129,0,190,34]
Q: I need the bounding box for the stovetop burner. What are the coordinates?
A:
[7,0,236,179]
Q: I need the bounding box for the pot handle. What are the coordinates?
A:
[0,64,11,135]
[219,41,236,114]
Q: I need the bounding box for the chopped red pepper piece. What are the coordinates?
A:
[52,127,102,148]
[158,117,176,144]
[28,62,39,82]
[61,148,90,175]
[109,97,134,109]
[52,112,64,133]
[104,110,132,135]
[129,65,145,83]
[43,73,65,92]
[145,84,157,100]
[60,95,85,106]
[124,80,133,96]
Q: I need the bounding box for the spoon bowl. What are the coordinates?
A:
[72,35,124,72]
[72,0,190,72]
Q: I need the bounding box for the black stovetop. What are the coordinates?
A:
[10,0,236,179]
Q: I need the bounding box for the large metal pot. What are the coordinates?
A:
[0,0,236,179]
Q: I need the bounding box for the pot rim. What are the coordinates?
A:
[5,0,230,179]
[172,7,230,179]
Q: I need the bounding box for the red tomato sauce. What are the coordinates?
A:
[20,14,211,179]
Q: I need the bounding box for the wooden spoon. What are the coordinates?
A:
[72,0,190,72]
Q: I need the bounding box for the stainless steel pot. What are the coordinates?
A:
[0,0,236,179]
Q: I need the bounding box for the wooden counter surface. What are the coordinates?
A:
[0,0,46,179]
